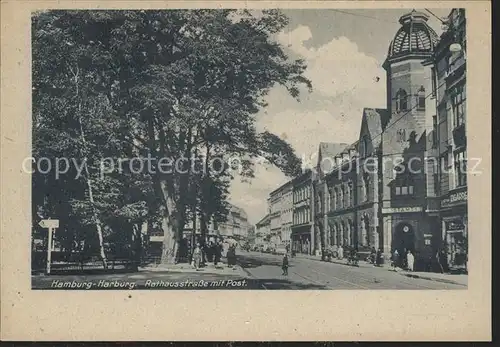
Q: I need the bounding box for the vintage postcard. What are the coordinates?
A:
[1,0,491,341]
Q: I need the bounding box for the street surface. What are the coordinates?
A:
[32,250,466,290]
[236,250,466,290]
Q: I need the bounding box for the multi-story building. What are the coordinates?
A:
[309,10,466,272]
[313,142,350,255]
[268,188,282,246]
[217,204,250,241]
[255,214,271,247]
[313,110,389,258]
[380,9,441,269]
[431,8,467,270]
[356,109,390,251]
[268,181,294,247]
[291,170,314,254]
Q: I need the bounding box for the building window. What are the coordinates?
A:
[454,149,467,187]
[433,172,440,195]
[362,135,369,157]
[396,129,406,143]
[394,176,415,196]
[451,84,466,128]
[340,185,345,209]
[417,86,426,110]
[329,188,335,211]
[362,174,369,202]
[396,89,408,112]
[348,182,354,207]
[431,67,437,98]
[432,115,438,148]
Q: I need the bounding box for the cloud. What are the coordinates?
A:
[230,25,387,224]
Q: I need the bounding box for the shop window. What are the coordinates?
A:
[395,89,408,112]
[454,149,467,187]
[417,86,426,110]
[451,84,466,128]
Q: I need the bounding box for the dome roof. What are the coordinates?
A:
[387,10,439,59]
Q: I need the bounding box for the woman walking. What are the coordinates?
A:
[406,250,415,272]
[192,243,202,270]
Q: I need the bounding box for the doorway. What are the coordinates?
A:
[393,222,415,254]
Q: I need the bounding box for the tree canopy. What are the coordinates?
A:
[32,9,311,264]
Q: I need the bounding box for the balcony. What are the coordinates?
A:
[452,123,466,147]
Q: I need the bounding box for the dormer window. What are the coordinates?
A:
[417,86,426,110]
[395,89,408,112]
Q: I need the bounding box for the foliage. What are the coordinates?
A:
[32,9,311,262]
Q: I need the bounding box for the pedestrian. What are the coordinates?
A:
[435,249,444,274]
[392,249,399,269]
[282,253,289,275]
[338,245,344,260]
[406,250,415,272]
[370,247,376,264]
[214,242,222,266]
[192,243,202,270]
[376,248,383,266]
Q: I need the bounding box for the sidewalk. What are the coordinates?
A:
[396,270,468,286]
[292,252,468,286]
[142,261,248,278]
[293,252,391,270]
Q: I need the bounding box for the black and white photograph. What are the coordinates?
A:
[29,7,470,291]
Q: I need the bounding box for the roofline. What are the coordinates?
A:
[383,51,435,70]
[269,179,293,196]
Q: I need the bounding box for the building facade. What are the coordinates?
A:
[432,8,467,270]
[217,204,251,241]
[268,188,282,246]
[291,170,314,254]
[279,182,293,247]
[255,214,271,247]
[380,10,441,269]
[313,142,349,255]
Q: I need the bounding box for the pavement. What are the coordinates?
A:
[238,251,467,289]
[144,261,249,278]
[31,251,467,290]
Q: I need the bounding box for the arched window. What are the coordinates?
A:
[329,187,335,211]
[340,185,345,209]
[348,181,354,207]
[362,135,369,157]
[417,86,426,110]
[363,174,370,202]
[395,89,408,112]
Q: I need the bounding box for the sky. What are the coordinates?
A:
[228,8,452,225]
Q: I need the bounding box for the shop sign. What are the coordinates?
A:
[446,220,464,232]
[441,188,468,208]
[382,206,422,214]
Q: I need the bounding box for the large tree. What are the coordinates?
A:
[32,9,311,265]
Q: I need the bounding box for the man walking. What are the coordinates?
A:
[282,253,289,276]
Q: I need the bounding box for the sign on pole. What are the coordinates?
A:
[39,219,59,229]
[38,219,59,275]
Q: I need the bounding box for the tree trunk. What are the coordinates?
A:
[160,182,179,264]
[73,64,107,270]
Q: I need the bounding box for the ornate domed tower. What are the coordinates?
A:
[380,10,439,268]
